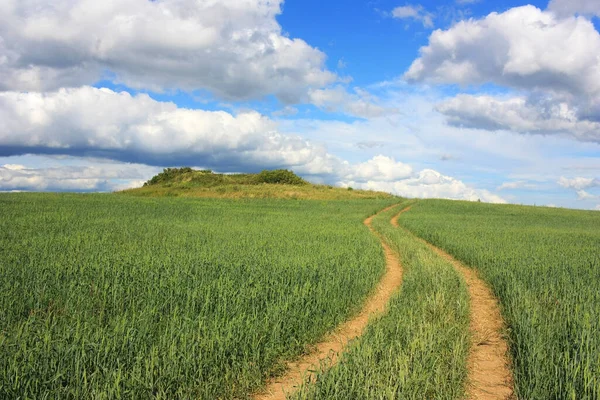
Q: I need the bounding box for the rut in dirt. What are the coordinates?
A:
[253,204,405,400]
[393,207,514,400]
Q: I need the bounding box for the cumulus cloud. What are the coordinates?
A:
[0,0,335,102]
[346,155,413,182]
[341,168,506,203]
[405,6,600,97]
[497,180,539,191]
[406,6,600,143]
[557,176,600,202]
[558,176,600,190]
[0,86,505,202]
[548,0,600,18]
[436,94,600,143]
[576,189,597,200]
[0,86,341,172]
[392,5,434,28]
[308,86,399,119]
[0,160,154,192]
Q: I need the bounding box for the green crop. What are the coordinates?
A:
[294,203,470,399]
[400,200,600,399]
[0,193,396,399]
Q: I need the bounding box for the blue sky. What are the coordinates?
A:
[1,0,600,209]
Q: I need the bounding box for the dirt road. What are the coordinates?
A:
[253,204,405,400]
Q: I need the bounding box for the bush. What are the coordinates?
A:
[255,169,307,185]
[143,167,194,186]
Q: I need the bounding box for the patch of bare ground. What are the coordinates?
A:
[253,204,405,400]
[396,207,514,400]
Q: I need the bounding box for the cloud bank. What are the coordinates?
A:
[0,86,504,202]
[341,169,506,203]
[0,161,153,192]
[406,5,600,144]
[0,0,335,102]
[0,86,336,171]
[405,6,600,96]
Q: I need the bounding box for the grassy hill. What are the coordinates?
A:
[120,167,395,200]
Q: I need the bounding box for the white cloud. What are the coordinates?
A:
[596,204,600,211]
[0,160,155,192]
[0,0,335,102]
[558,176,600,190]
[436,94,600,143]
[347,155,413,182]
[557,176,600,202]
[548,0,600,18]
[405,6,600,98]
[576,189,597,200]
[392,5,434,28]
[0,85,507,202]
[497,180,539,191]
[2,164,26,171]
[0,86,340,172]
[308,86,398,119]
[406,6,600,143]
[342,168,506,203]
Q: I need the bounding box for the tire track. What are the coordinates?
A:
[253,203,405,400]
[394,207,514,400]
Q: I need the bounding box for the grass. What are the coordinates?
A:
[0,193,397,399]
[400,200,600,399]
[120,168,394,200]
[293,202,470,399]
[6,183,597,399]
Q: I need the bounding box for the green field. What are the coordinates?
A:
[294,202,470,399]
[2,179,600,399]
[400,200,600,399]
[0,193,395,399]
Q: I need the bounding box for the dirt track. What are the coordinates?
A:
[253,204,405,400]
[395,207,514,400]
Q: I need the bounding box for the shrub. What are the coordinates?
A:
[255,169,307,185]
[143,167,194,186]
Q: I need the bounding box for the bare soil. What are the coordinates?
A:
[253,204,405,400]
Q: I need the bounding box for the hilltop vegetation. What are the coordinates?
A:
[143,167,307,187]
[121,167,394,200]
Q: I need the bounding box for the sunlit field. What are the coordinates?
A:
[0,193,395,399]
[401,200,600,399]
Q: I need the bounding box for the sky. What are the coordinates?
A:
[1,0,600,210]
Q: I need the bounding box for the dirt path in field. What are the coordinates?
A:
[395,207,514,400]
[253,204,405,400]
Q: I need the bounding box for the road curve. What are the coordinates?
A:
[395,207,514,400]
[253,203,405,400]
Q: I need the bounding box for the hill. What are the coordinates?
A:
[120,167,396,200]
